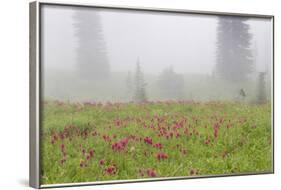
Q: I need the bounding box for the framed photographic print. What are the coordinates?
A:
[29,1,274,188]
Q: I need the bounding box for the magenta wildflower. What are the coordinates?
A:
[144,137,153,145]
[99,159,105,166]
[105,165,117,175]
[156,152,168,161]
[153,142,163,149]
[111,138,129,151]
[147,168,157,177]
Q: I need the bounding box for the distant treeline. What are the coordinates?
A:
[43,65,271,104]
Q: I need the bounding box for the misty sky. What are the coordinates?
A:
[41,5,272,75]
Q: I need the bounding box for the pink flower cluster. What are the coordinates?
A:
[153,142,163,149]
[144,136,153,145]
[105,165,117,175]
[86,149,95,160]
[156,152,168,161]
[102,135,111,142]
[140,168,157,177]
[147,168,157,177]
[111,138,129,151]
[60,144,65,154]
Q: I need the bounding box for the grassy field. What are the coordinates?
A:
[40,100,272,184]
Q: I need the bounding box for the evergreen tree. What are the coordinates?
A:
[134,59,147,102]
[158,66,184,100]
[73,9,110,81]
[216,16,253,82]
[257,72,267,104]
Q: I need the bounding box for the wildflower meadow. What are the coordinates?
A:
[40,100,272,184]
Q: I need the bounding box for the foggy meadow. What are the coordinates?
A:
[39,5,273,184]
[41,6,272,104]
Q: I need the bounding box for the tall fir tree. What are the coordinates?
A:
[134,59,147,102]
[73,9,110,81]
[215,16,253,82]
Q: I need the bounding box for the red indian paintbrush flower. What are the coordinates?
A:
[120,138,129,146]
[172,123,181,130]
[105,165,117,175]
[147,168,157,177]
[111,138,129,151]
[89,149,94,157]
[153,142,163,149]
[213,123,220,139]
[144,136,153,145]
[102,135,111,142]
[99,159,105,166]
[60,144,65,155]
[156,152,168,161]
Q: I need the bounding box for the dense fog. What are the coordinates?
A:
[41,5,273,103]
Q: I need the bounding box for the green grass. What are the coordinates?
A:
[40,100,272,184]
